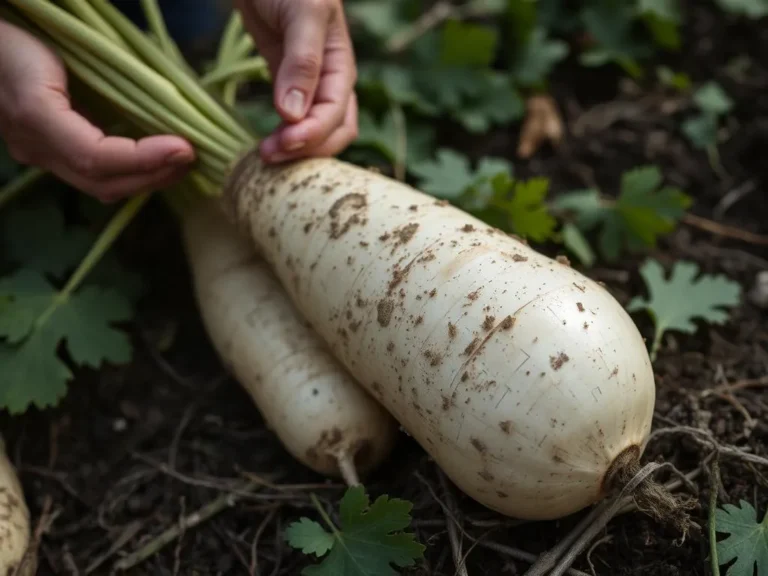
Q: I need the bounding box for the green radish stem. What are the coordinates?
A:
[9,0,249,160]
[200,57,270,87]
[33,192,151,330]
[0,168,46,211]
[138,0,185,67]
[58,0,130,51]
[215,9,244,66]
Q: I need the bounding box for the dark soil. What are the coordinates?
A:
[2,2,768,575]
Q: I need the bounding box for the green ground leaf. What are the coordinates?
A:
[627,259,742,360]
[409,149,476,198]
[356,64,439,116]
[354,110,435,170]
[510,27,569,87]
[639,0,682,50]
[0,331,71,414]
[440,20,498,68]
[553,166,691,261]
[285,518,335,558]
[561,222,596,267]
[347,1,406,39]
[638,0,682,22]
[0,268,133,414]
[453,73,524,133]
[410,150,513,200]
[714,0,768,18]
[3,201,94,279]
[0,269,57,344]
[287,485,425,576]
[714,500,768,576]
[656,66,691,90]
[693,81,734,116]
[682,113,719,149]
[579,2,654,73]
[488,175,557,242]
[237,101,282,136]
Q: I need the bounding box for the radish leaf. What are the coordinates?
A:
[714,499,768,576]
[286,485,425,576]
[0,268,133,414]
[627,259,742,360]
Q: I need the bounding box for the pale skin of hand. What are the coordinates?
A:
[0,0,358,203]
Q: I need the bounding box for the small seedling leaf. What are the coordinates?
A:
[488,175,558,242]
[714,499,768,576]
[627,259,741,359]
[693,81,734,116]
[286,485,425,576]
[553,166,691,262]
[285,518,335,558]
[510,28,569,87]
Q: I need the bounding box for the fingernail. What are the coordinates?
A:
[285,141,305,151]
[282,89,305,119]
[167,149,193,165]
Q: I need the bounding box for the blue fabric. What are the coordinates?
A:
[112,0,227,47]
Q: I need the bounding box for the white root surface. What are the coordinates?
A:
[223,154,657,520]
[180,199,399,479]
[0,437,33,575]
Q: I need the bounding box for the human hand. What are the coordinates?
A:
[0,19,196,203]
[234,0,359,164]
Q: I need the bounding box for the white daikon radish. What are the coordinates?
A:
[179,198,399,484]
[0,436,34,575]
[222,152,657,521]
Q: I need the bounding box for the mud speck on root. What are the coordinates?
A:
[470,437,487,454]
[329,193,367,239]
[550,352,569,370]
[377,299,395,327]
[424,350,442,367]
[394,222,419,245]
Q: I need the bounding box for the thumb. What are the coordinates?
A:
[274,2,332,123]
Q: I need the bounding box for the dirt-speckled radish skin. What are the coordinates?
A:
[222,152,657,521]
[180,199,399,480]
[0,437,34,575]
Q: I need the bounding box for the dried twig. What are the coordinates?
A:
[250,507,279,576]
[702,375,768,396]
[649,425,768,467]
[113,480,264,571]
[709,458,723,576]
[682,213,768,246]
[437,470,471,576]
[585,535,612,576]
[84,521,144,574]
